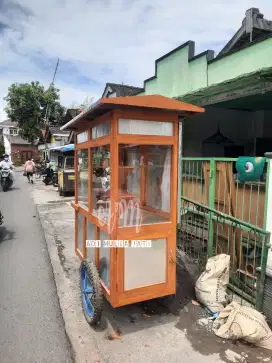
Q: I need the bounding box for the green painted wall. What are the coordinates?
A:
[141,44,209,97]
[188,56,208,93]
[140,37,272,98]
[208,37,272,85]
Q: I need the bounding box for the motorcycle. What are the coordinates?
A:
[35,164,46,178]
[42,168,58,187]
[0,167,13,192]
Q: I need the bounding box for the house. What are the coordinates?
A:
[38,126,70,162]
[0,120,41,164]
[138,8,272,158]
[38,109,81,161]
[64,109,82,145]
[101,83,144,98]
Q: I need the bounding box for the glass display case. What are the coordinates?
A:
[62,95,204,322]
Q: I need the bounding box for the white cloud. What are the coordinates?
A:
[0,0,272,116]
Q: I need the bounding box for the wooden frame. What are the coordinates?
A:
[73,106,180,307]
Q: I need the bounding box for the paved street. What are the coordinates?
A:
[0,171,73,363]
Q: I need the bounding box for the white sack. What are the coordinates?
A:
[195,254,230,313]
[213,301,272,350]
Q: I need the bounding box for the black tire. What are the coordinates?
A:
[80,260,103,325]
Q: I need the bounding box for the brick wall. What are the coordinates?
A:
[11,144,42,165]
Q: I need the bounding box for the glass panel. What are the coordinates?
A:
[77,131,88,143]
[118,119,173,136]
[146,145,171,212]
[124,239,166,290]
[64,156,74,169]
[77,149,89,209]
[77,213,83,253]
[92,146,110,224]
[92,121,110,139]
[119,145,171,228]
[99,230,110,288]
[86,221,95,263]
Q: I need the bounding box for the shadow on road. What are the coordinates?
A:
[0,226,16,243]
[90,261,194,337]
[0,187,21,192]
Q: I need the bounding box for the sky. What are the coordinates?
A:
[0,0,272,121]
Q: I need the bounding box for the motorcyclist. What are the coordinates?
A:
[0,154,15,181]
[43,159,57,185]
[49,160,57,172]
[44,160,56,177]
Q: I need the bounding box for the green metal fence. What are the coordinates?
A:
[178,157,270,311]
[178,197,270,310]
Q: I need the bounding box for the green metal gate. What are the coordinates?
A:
[178,157,270,311]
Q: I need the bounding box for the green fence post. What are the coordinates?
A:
[208,159,216,257]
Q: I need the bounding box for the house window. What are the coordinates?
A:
[92,121,110,139]
[9,128,18,135]
[77,131,88,144]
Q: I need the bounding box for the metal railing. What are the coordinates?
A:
[179,157,270,311]
[181,158,269,229]
[178,196,270,310]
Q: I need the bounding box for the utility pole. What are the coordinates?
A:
[44,58,60,160]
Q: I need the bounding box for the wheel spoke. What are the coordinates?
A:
[83,287,93,294]
[85,293,93,309]
[82,273,87,290]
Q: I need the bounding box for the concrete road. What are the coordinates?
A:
[0,172,73,363]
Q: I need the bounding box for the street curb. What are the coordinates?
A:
[36,204,103,363]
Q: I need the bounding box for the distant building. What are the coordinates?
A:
[101,83,144,98]
[67,85,144,142]
[0,120,41,163]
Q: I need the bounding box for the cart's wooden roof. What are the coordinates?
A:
[61,94,205,131]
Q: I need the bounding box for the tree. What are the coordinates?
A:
[4,81,66,144]
[70,96,94,112]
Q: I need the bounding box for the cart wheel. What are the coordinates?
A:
[80,260,103,325]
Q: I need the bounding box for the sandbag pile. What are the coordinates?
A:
[195,254,230,313]
[213,301,272,350]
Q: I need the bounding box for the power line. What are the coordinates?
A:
[44,58,60,159]
[52,58,59,85]
[44,58,60,127]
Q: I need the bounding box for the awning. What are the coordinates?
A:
[49,145,64,151]
[176,66,272,109]
[61,144,74,152]
[48,144,74,152]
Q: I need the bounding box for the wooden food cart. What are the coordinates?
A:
[61,95,204,325]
